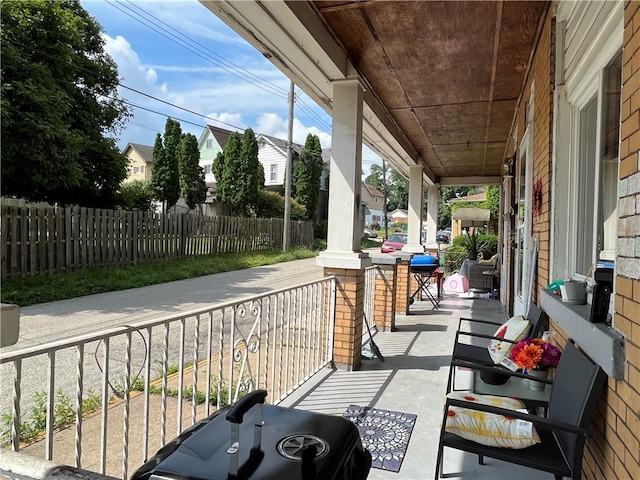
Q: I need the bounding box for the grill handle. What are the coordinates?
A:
[226,390,267,479]
[226,390,268,424]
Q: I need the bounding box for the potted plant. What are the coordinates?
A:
[463,231,480,260]
[509,338,562,391]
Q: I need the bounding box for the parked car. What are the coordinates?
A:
[363,228,378,238]
[436,230,451,243]
[381,233,407,253]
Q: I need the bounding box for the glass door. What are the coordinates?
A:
[514,129,532,317]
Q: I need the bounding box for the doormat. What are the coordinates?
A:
[342,404,417,472]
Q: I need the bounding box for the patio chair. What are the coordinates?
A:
[435,339,607,480]
[446,302,547,392]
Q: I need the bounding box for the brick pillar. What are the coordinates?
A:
[374,263,397,332]
[324,267,365,371]
[395,254,412,315]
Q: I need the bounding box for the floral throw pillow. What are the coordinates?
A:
[487,315,530,364]
[445,392,541,449]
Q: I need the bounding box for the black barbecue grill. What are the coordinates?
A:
[409,254,440,309]
[131,390,372,480]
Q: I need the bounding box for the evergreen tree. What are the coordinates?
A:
[178,133,207,210]
[151,119,181,211]
[238,128,263,215]
[213,132,242,215]
[293,134,324,221]
[1,0,131,207]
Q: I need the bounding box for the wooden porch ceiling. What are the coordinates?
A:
[309,1,549,181]
[201,0,549,184]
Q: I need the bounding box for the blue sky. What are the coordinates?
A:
[81,0,381,174]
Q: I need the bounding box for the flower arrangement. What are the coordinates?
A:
[509,338,562,373]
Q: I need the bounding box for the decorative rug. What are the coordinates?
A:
[342,404,417,472]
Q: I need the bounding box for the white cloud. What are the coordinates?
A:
[203,112,245,132]
[103,35,157,90]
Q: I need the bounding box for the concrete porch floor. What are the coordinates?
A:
[280,293,552,480]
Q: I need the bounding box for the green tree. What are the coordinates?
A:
[178,133,207,210]
[293,134,324,221]
[151,119,181,211]
[119,180,154,211]
[387,170,409,211]
[255,190,306,220]
[213,129,264,216]
[213,132,242,215]
[1,0,131,207]
[364,164,388,194]
[239,128,263,215]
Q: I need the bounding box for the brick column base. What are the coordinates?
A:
[395,259,411,315]
[374,264,397,331]
[324,267,365,371]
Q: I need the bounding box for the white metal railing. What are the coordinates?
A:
[0,277,336,479]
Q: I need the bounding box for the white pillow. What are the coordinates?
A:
[487,315,530,364]
[445,392,541,449]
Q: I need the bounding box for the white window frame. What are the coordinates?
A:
[206,139,213,149]
[566,52,621,283]
[514,116,534,317]
[270,164,277,182]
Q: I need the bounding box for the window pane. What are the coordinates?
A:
[599,52,621,260]
[602,53,621,162]
[576,97,597,274]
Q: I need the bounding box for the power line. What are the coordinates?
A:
[119,83,246,132]
[105,0,288,99]
[105,1,335,133]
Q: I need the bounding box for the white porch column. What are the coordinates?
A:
[424,183,439,249]
[317,78,371,269]
[403,165,425,254]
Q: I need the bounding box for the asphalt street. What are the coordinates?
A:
[4,256,324,350]
[0,257,325,423]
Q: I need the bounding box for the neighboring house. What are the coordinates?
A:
[123,143,154,182]
[195,125,329,219]
[361,183,384,227]
[256,133,303,193]
[198,125,234,217]
[388,208,408,225]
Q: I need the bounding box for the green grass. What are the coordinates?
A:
[1,247,320,307]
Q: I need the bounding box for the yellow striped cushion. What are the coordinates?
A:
[445,392,541,449]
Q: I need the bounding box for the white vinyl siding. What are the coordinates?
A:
[260,144,286,186]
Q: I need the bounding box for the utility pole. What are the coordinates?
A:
[283,80,295,252]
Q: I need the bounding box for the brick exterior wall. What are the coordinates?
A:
[600,3,640,478]
[323,267,365,370]
[503,11,554,313]
[503,4,640,478]
[506,3,640,478]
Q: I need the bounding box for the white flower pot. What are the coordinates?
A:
[527,370,548,391]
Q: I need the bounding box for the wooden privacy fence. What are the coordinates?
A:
[0,206,314,279]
